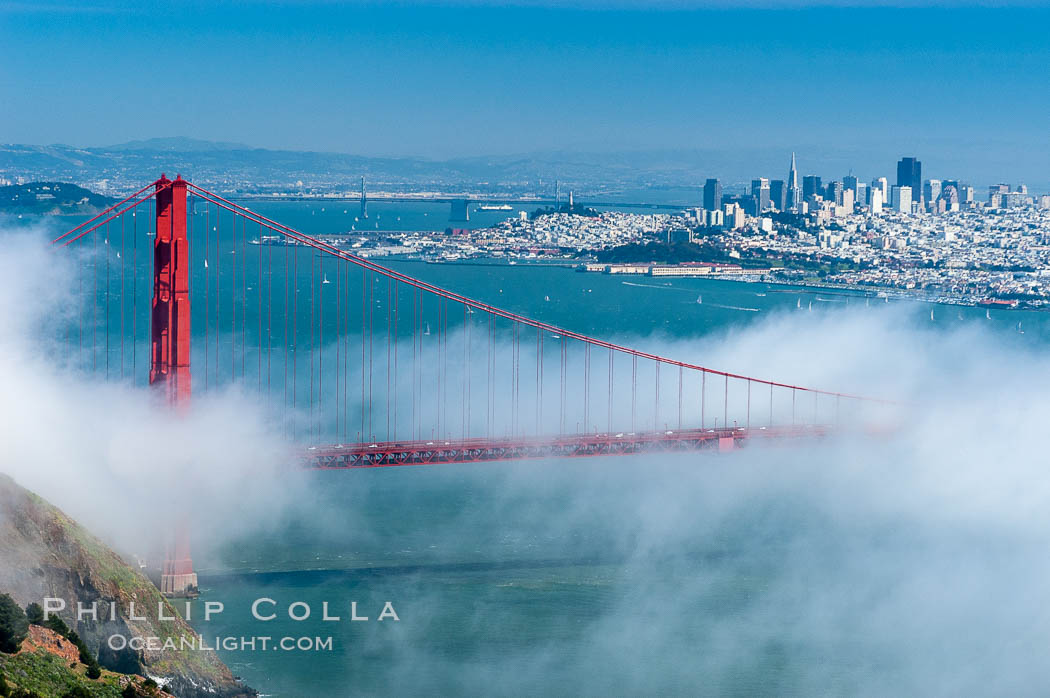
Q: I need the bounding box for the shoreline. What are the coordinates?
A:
[387,255,1046,311]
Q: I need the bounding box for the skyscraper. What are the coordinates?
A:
[923,180,942,208]
[769,180,786,212]
[872,177,888,206]
[826,181,844,205]
[802,175,822,201]
[751,178,770,212]
[897,157,922,205]
[703,178,722,212]
[892,185,912,213]
[787,152,801,211]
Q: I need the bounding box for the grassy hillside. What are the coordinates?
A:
[0,474,254,698]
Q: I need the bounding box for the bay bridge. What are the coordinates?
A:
[53,175,887,595]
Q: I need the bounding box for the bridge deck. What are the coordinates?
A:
[305,425,829,468]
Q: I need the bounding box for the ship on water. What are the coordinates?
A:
[478,204,514,211]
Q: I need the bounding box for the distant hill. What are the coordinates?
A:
[0,139,740,197]
[0,181,114,215]
[104,136,254,152]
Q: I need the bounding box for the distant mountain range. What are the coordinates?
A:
[0,137,773,198]
[0,137,1027,197]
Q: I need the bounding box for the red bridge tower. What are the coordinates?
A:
[151,175,198,597]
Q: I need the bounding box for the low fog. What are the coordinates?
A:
[3,227,1050,694]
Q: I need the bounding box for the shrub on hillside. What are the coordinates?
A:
[0,594,29,653]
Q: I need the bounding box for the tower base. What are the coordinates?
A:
[160,571,199,598]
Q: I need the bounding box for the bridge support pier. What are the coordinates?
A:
[152,174,198,597]
[450,199,470,221]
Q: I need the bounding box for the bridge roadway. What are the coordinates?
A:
[305,425,830,468]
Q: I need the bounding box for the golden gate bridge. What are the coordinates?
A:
[52,174,887,595]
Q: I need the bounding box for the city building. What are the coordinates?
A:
[703,178,722,212]
[870,186,883,214]
[787,152,801,211]
[803,175,823,201]
[826,181,844,205]
[923,179,941,209]
[872,177,889,207]
[769,179,786,212]
[897,157,922,204]
[751,178,770,212]
[892,185,912,213]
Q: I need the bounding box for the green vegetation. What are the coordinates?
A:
[0,596,28,654]
[0,182,113,216]
[0,649,122,697]
[23,608,42,628]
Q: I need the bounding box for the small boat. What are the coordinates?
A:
[986,309,991,319]
[204,259,209,269]
[696,295,703,304]
[424,323,431,336]
[796,297,801,309]
[930,309,935,321]
[544,295,551,302]
[755,293,766,297]
[323,274,331,285]
[808,301,812,311]
[1017,321,1024,334]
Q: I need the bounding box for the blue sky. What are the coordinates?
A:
[1,1,1048,183]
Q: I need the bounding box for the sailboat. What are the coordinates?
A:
[865,297,870,307]
[323,273,331,284]
[796,297,801,309]
[424,323,431,336]
[1017,321,1024,334]
[930,309,935,321]
[696,295,703,305]
[986,309,991,320]
[545,295,551,302]
[808,300,812,311]
[204,259,208,269]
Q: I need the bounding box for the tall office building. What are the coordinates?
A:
[855,181,868,208]
[923,180,942,208]
[843,174,859,196]
[703,178,722,212]
[802,175,823,201]
[787,152,801,211]
[897,157,922,204]
[826,181,844,205]
[751,178,771,212]
[870,186,883,214]
[892,185,912,213]
[872,177,888,206]
[769,180,786,212]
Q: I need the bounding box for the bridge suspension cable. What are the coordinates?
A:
[52,176,889,467]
